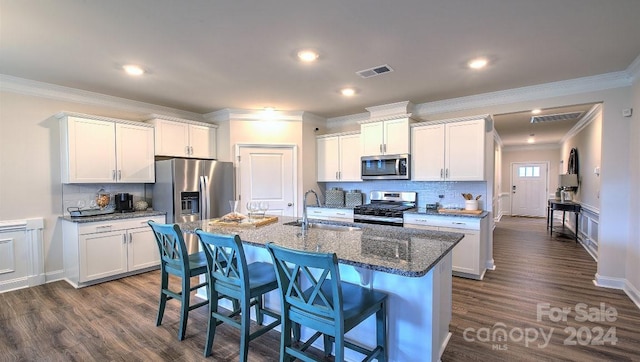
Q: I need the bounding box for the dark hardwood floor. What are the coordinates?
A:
[1,216,639,361]
[442,216,640,362]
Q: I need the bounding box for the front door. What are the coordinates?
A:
[511,162,548,217]
[237,145,296,217]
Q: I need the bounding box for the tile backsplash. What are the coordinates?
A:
[321,180,487,210]
[62,183,151,215]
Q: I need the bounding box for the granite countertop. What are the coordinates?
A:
[405,208,490,219]
[178,216,463,278]
[61,210,166,223]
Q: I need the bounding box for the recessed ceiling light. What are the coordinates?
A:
[340,88,356,97]
[531,109,542,114]
[468,58,488,69]
[123,64,145,76]
[297,50,319,62]
[527,133,535,143]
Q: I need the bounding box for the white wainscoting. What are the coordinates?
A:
[497,192,511,220]
[577,203,599,261]
[0,218,45,293]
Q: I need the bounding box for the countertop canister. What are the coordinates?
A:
[325,187,345,207]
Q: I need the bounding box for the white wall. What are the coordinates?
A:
[627,73,640,305]
[0,91,202,279]
[560,108,602,210]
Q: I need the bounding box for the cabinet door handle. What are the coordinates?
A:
[383,144,387,153]
[445,169,449,178]
[122,234,127,244]
[338,171,341,179]
[185,146,190,155]
[112,170,116,180]
[379,144,383,153]
[336,171,339,180]
[129,233,133,243]
[287,203,293,206]
[96,225,112,231]
[440,169,444,178]
[452,222,466,225]
[118,170,122,180]
[190,146,194,155]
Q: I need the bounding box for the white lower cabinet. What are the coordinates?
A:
[63,215,165,287]
[404,214,487,280]
[306,207,354,222]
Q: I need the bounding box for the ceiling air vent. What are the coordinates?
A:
[356,64,394,78]
[530,111,584,124]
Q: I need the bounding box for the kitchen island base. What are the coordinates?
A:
[208,244,453,362]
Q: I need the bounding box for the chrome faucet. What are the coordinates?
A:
[302,189,320,230]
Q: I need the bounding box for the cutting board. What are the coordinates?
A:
[209,216,279,228]
[437,208,483,215]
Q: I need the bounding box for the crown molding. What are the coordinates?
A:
[204,107,321,123]
[502,143,561,152]
[326,112,369,130]
[560,103,602,144]
[627,53,640,82]
[359,113,414,124]
[145,113,218,128]
[412,71,632,117]
[0,74,204,120]
[365,100,414,118]
[55,111,154,127]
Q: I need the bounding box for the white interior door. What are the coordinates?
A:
[511,163,548,217]
[237,145,296,217]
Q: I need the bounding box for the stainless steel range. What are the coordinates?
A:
[353,191,417,227]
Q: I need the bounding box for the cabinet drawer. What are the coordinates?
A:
[77,216,164,235]
[404,214,480,230]
[307,207,353,220]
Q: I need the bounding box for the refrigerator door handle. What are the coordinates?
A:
[199,175,208,220]
[203,176,211,219]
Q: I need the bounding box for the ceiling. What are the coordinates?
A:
[493,103,598,147]
[1,1,639,145]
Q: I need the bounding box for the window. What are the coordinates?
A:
[518,166,540,178]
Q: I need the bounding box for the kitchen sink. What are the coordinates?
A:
[283,220,361,232]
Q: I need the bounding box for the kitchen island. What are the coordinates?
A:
[179,216,463,362]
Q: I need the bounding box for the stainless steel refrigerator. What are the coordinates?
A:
[153,158,234,251]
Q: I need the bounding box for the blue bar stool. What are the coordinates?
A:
[147,221,209,341]
[266,242,388,362]
[196,230,281,361]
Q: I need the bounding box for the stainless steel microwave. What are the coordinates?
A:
[361,154,410,180]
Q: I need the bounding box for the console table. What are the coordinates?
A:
[547,199,581,242]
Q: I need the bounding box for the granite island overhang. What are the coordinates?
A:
[178,216,464,362]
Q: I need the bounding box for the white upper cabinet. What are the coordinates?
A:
[116,123,156,183]
[412,117,488,181]
[59,113,155,184]
[317,132,361,182]
[147,116,217,159]
[360,118,411,156]
[412,124,446,180]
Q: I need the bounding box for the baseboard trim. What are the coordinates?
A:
[439,332,453,360]
[624,280,640,311]
[45,269,65,284]
[594,274,640,311]
[0,276,30,293]
[593,273,626,289]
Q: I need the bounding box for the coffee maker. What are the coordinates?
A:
[115,193,134,212]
